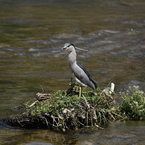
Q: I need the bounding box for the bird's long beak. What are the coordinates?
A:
[62,47,66,50]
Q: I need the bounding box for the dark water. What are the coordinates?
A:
[1,121,145,145]
[0,0,145,144]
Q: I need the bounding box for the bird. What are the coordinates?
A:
[62,43,97,97]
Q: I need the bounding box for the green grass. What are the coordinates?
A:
[119,86,145,120]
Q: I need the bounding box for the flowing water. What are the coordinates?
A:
[0,0,145,144]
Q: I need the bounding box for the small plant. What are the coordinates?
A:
[119,86,145,120]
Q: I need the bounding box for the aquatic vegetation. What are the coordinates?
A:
[1,83,144,132]
[25,84,119,131]
[119,86,145,120]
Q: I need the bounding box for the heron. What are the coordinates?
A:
[62,43,97,97]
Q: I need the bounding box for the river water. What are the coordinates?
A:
[0,0,145,144]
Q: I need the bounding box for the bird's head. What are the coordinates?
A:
[62,43,75,52]
[62,43,88,54]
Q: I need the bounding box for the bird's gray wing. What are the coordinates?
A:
[73,62,97,89]
[76,61,91,79]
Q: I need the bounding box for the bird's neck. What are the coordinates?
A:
[68,50,77,65]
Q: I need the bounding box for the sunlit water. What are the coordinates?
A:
[0,0,145,144]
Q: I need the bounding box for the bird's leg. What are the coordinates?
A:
[79,86,82,98]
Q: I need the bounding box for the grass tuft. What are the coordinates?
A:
[119,86,145,120]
